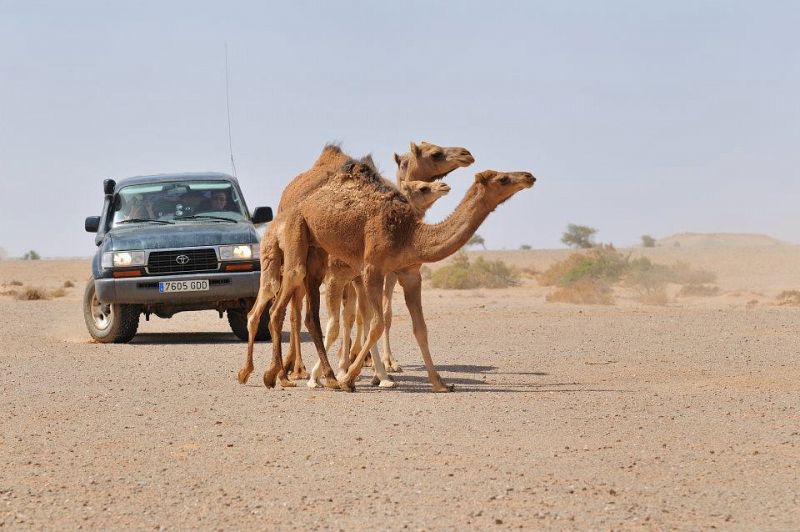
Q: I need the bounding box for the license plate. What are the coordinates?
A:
[159,280,210,293]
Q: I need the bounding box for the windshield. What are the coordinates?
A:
[111,181,247,227]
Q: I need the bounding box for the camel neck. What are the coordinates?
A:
[410,184,492,263]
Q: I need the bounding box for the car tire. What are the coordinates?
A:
[83,277,140,344]
[228,306,271,342]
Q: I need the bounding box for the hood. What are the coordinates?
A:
[106,221,259,251]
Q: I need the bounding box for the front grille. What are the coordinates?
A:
[147,248,219,275]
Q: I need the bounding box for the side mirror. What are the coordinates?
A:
[103,179,116,195]
[251,206,273,224]
[85,216,100,233]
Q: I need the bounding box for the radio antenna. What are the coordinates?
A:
[225,42,237,177]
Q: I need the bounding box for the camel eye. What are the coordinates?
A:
[431,151,444,160]
[499,176,511,184]
[420,186,430,193]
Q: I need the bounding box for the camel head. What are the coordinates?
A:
[474,170,536,207]
[395,141,475,184]
[400,180,451,213]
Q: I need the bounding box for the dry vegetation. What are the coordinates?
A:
[1,279,72,300]
[775,290,800,306]
[431,252,520,289]
[540,245,717,305]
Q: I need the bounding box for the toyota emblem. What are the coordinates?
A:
[176,254,190,265]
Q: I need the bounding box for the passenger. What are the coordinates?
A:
[129,194,157,219]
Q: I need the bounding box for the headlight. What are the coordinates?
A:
[219,244,256,261]
[102,251,145,269]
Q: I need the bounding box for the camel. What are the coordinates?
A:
[307,179,452,387]
[237,142,474,388]
[264,161,535,392]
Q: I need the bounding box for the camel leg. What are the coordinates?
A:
[339,268,395,392]
[264,283,299,389]
[309,275,345,388]
[397,268,453,393]
[238,246,280,384]
[352,279,380,369]
[287,293,309,380]
[381,272,402,372]
[338,282,357,378]
[304,247,339,390]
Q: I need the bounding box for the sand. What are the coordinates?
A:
[1,240,799,529]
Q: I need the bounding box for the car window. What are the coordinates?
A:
[111,181,247,226]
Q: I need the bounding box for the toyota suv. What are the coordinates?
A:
[83,172,273,343]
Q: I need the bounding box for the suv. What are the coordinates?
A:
[83,172,273,343]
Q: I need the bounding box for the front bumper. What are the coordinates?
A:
[95,271,260,304]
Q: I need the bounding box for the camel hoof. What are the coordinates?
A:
[336,370,348,381]
[379,379,397,389]
[306,378,322,389]
[337,378,355,393]
[386,364,403,373]
[431,383,454,393]
[237,367,252,384]
[262,369,278,389]
[324,377,340,390]
[279,376,297,388]
[289,368,310,381]
[364,357,373,368]
[370,375,381,386]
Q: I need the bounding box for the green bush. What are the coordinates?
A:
[641,235,656,247]
[431,252,520,289]
[561,224,597,249]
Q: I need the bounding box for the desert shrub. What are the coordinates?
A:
[776,290,800,306]
[540,245,628,287]
[561,224,597,249]
[63,280,75,288]
[431,253,519,289]
[520,265,538,278]
[22,250,41,260]
[641,235,656,248]
[546,279,614,305]
[0,289,18,297]
[679,284,720,297]
[520,244,532,250]
[3,280,23,287]
[541,246,716,305]
[16,287,49,300]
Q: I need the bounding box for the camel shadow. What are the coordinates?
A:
[401,364,549,377]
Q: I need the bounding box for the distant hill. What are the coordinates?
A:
[657,233,790,248]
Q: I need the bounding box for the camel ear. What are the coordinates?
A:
[475,170,498,184]
[394,153,401,167]
[410,142,421,157]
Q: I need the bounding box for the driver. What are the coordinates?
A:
[209,190,229,211]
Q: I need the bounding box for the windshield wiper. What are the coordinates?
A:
[118,218,174,225]
[175,214,238,223]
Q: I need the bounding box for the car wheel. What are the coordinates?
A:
[83,277,140,343]
[228,306,271,342]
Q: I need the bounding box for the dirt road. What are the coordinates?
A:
[1,254,799,529]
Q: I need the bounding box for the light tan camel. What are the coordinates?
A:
[308,179,452,387]
[264,161,535,392]
[237,142,473,388]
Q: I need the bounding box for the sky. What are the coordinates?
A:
[1,0,798,257]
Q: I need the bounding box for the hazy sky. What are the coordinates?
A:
[1,1,798,257]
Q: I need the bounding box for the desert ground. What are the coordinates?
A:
[1,234,799,530]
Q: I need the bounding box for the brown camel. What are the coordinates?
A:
[264,161,535,392]
[308,179,452,387]
[237,142,473,388]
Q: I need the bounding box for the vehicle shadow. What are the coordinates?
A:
[130,330,312,345]
[400,364,549,377]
